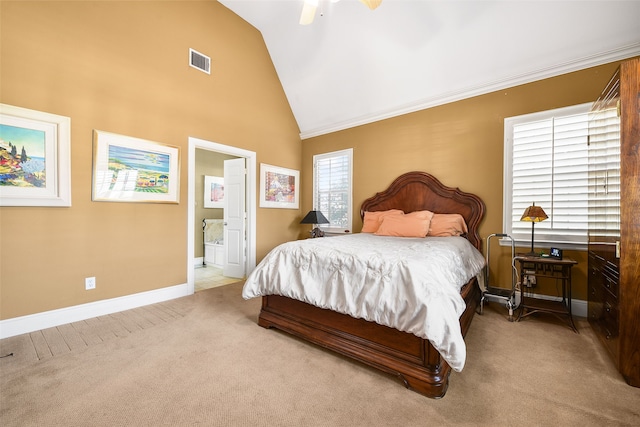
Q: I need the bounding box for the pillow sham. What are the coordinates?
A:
[428,213,468,237]
[374,213,431,238]
[361,209,404,233]
[405,210,435,220]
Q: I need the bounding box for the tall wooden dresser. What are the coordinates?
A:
[587,57,639,388]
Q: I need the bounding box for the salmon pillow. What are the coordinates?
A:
[361,209,404,233]
[405,210,435,221]
[375,214,431,238]
[428,214,468,237]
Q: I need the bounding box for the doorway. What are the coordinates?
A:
[187,137,257,295]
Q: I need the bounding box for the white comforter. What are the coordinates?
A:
[242,233,485,372]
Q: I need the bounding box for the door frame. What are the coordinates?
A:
[187,137,257,294]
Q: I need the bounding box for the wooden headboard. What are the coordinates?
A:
[360,171,486,250]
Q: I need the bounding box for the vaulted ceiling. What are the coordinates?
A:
[218,0,640,139]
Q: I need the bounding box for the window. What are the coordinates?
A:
[588,96,621,240]
[313,148,353,233]
[504,103,601,249]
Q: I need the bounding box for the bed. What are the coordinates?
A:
[243,171,486,398]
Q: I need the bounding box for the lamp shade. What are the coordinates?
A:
[300,210,330,225]
[520,203,548,255]
[359,0,383,10]
[520,204,548,223]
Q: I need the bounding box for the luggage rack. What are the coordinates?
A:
[480,233,518,320]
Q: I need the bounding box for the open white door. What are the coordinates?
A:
[223,158,246,278]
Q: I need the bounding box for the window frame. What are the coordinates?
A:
[312,148,353,234]
[503,103,592,251]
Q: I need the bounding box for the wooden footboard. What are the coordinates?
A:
[258,276,481,399]
[256,171,485,398]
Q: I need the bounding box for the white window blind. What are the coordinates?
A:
[313,148,353,233]
[505,103,595,248]
[588,99,620,239]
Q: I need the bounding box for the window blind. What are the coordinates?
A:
[505,103,595,248]
[313,148,353,233]
[588,103,620,239]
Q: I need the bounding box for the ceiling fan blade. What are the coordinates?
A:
[359,0,382,10]
[300,0,318,25]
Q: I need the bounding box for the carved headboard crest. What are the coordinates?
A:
[360,171,485,250]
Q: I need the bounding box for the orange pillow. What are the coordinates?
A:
[405,210,435,221]
[374,214,431,238]
[428,214,468,237]
[361,209,404,233]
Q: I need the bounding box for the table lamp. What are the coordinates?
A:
[300,210,330,238]
[520,203,548,256]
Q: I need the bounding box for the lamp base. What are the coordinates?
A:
[309,227,325,238]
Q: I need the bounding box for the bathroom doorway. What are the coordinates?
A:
[187,137,257,295]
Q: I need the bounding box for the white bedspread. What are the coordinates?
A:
[242,233,485,372]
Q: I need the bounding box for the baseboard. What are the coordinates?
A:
[483,291,587,318]
[0,283,190,340]
[1,284,587,340]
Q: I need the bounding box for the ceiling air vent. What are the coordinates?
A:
[189,48,210,74]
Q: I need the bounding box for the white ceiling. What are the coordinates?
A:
[218,0,640,139]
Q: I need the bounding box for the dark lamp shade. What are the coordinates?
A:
[300,210,330,224]
[520,205,548,223]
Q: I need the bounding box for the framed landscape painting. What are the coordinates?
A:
[92,130,180,203]
[0,104,71,207]
[259,163,299,209]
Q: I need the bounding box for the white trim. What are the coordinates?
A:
[0,283,189,339]
[521,292,588,319]
[299,44,640,139]
[485,292,588,319]
[187,137,257,295]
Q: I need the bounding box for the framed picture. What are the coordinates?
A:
[259,163,299,209]
[204,175,224,208]
[550,247,563,259]
[92,130,180,203]
[0,104,71,207]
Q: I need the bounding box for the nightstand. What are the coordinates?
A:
[514,255,578,333]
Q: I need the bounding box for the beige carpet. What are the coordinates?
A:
[1,282,639,426]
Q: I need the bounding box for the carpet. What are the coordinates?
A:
[1,282,639,426]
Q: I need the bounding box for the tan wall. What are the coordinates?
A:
[0,1,624,322]
[0,1,302,320]
[301,62,622,301]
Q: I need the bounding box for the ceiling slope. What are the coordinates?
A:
[219,0,640,139]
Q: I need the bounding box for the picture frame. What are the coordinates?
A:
[0,104,71,207]
[259,163,299,209]
[203,175,224,208]
[550,247,563,259]
[92,130,180,203]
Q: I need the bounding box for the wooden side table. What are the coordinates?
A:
[514,255,579,333]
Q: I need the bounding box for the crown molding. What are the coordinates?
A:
[300,43,640,140]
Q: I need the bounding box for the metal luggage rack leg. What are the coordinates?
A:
[480,233,518,321]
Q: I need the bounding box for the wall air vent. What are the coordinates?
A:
[189,48,211,74]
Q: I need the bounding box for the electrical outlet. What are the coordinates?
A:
[85,277,96,290]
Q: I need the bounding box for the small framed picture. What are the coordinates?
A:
[550,247,563,259]
[203,175,224,208]
[259,163,299,209]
